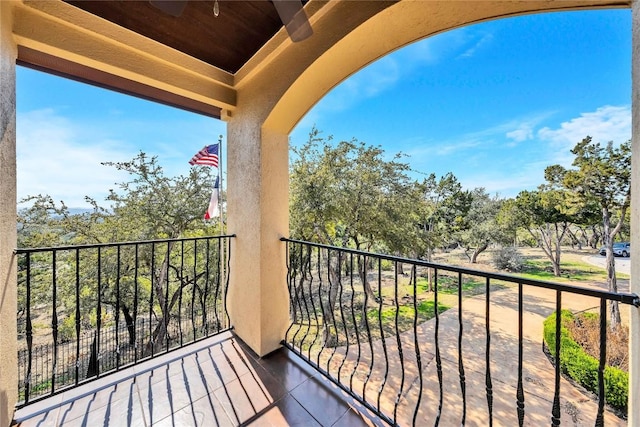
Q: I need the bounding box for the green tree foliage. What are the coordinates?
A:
[290,129,415,343]
[512,188,572,276]
[546,137,631,328]
[290,129,414,295]
[413,173,468,261]
[456,188,506,263]
[18,152,223,355]
[290,128,413,248]
[495,198,521,247]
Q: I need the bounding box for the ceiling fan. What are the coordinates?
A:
[149,0,313,42]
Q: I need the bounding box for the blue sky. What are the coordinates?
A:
[18,9,631,208]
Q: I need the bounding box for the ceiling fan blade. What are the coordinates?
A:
[149,0,188,17]
[272,0,313,42]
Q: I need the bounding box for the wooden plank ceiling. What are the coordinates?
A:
[64,0,285,74]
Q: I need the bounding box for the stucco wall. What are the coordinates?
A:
[0,1,18,425]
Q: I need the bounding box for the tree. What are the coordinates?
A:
[101,153,222,353]
[456,188,506,263]
[496,198,521,247]
[547,136,631,328]
[18,152,222,356]
[290,129,414,344]
[290,129,413,297]
[413,173,466,258]
[412,173,468,290]
[513,188,572,276]
[290,130,413,241]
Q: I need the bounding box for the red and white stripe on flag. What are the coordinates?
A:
[189,144,219,168]
[204,175,220,220]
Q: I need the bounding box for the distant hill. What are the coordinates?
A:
[66,208,93,216]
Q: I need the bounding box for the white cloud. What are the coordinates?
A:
[463,106,632,196]
[506,124,534,143]
[405,113,553,158]
[459,33,494,59]
[537,105,631,148]
[504,112,558,144]
[17,109,135,208]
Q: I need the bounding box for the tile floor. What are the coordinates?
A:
[12,332,384,426]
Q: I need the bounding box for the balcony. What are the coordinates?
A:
[11,237,638,426]
[13,331,380,427]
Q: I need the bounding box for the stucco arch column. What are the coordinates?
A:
[224,1,393,357]
[629,0,640,423]
[226,117,290,356]
[0,1,18,424]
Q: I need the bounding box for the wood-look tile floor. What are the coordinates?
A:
[12,332,384,427]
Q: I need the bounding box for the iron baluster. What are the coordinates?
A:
[434,269,443,426]
[307,244,321,363]
[516,283,525,426]
[51,250,58,394]
[376,254,389,414]
[412,264,424,427]
[191,239,196,341]
[179,240,184,346]
[326,249,340,374]
[206,238,213,336]
[458,272,467,425]
[301,243,314,361]
[595,298,607,427]
[337,251,350,383]
[115,245,121,369]
[361,256,376,403]
[95,247,102,377]
[224,237,232,328]
[150,242,155,358]
[551,290,562,426]
[485,277,493,426]
[133,244,139,363]
[393,261,406,424]
[348,252,361,392]
[74,248,81,386]
[24,252,33,404]
[164,241,170,352]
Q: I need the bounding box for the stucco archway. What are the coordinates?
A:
[263,0,628,134]
[225,0,633,356]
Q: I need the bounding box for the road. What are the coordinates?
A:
[583,254,630,275]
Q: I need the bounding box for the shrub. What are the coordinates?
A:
[543,310,628,413]
[380,259,394,271]
[58,315,77,342]
[492,246,523,272]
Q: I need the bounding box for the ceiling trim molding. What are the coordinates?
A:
[18,46,223,119]
[14,1,236,112]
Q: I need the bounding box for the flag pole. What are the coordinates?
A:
[218,135,224,235]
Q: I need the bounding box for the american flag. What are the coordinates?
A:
[189,144,219,167]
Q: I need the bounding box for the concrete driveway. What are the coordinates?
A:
[583,254,630,276]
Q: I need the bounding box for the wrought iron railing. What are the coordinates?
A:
[281,238,639,426]
[15,234,234,407]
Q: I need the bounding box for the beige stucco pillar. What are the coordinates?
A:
[226,118,290,356]
[630,1,640,423]
[0,1,18,424]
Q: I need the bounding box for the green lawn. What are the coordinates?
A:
[520,258,629,283]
